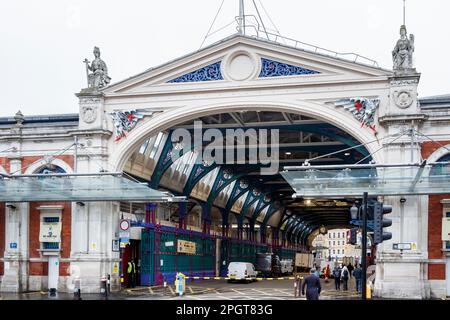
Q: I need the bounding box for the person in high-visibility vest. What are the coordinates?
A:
[127,259,136,288]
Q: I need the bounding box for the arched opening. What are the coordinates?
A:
[116,107,373,284]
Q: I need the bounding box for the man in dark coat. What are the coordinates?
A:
[301,269,322,300]
[353,264,363,292]
[332,265,342,290]
[347,263,354,278]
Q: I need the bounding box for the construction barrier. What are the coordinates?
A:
[140,225,301,286]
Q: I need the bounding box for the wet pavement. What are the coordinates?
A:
[0,275,363,300]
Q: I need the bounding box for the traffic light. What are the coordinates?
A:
[347,228,358,245]
[373,201,392,244]
[350,228,358,245]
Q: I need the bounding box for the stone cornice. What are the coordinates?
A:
[104,76,390,100]
[378,113,428,125]
[0,129,112,141]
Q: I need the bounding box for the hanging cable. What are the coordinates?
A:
[199,0,226,49]
[354,129,411,165]
[0,147,16,154]
[78,143,149,185]
[257,0,286,44]
[252,0,270,40]
[9,142,76,175]
[414,129,450,156]
[304,129,411,165]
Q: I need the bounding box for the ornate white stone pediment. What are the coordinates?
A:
[103,35,392,96]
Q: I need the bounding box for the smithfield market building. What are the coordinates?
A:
[1,7,450,300]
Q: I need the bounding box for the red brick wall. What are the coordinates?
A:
[429,264,446,280]
[0,202,5,275]
[428,195,446,260]
[21,155,74,174]
[422,141,450,280]
[421,141,450,159]
[0,155,74,278]
[29,202,72,276]
[0,157,9,173]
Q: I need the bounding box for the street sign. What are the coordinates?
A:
[393,243,412,250]
[120,219,130,231]
[112,239,120,252]
[177,240,196,254]
[119,231,130,239]
[119,238,129,248]
[9,242,17,249]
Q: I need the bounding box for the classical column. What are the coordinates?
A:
[374,70,430,299]
[1,157,29,293]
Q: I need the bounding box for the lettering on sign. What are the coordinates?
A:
[112,239,120,252]
[39,221,61,242]
[442,218,450,241]
[177,240,196,254]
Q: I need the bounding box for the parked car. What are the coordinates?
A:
[256,253,282,277]
[227,262,257,283]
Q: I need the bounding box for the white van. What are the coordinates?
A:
[227,262,257,282]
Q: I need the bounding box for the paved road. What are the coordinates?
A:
[0,275,362,300]
[125,275,361,300]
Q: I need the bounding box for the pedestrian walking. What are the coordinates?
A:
[325,264,331,283]
[332,265,342,290]
[347,263,354,278]
[314,266,320,278]
[302,269,322,300]
[341,265,349,291]
[353,264,363,292]
[127,259,137,288]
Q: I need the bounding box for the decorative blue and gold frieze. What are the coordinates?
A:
[168,61,224,83]
[259,58,319,78]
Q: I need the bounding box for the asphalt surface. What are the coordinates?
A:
[0,275,363,300]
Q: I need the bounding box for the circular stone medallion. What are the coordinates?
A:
[227,53,255,81]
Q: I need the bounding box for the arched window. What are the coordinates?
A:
[36,164,66,174]
[430,154,450,176]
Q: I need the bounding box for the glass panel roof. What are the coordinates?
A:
[282,162,450,198]
[0,174,176,202]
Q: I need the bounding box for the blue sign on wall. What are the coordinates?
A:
[10,242,17,249]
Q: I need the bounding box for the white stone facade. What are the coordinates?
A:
[0,34,450,298]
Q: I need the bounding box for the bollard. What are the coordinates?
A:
[49,288,57,297]
[101,276,108,298]
[73,277,82,300]
[294,275,302,298]
[163,277,167,296]
[366,284,372,299]
[107,274,111,295]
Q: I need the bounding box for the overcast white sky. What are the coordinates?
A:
[0,0,449,117]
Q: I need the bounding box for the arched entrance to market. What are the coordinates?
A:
[111,102,376,284]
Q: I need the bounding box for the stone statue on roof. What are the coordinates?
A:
[392,25,415,71]
[83,46,111,90]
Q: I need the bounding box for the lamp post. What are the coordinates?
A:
[350,204,359,220]
[134,209,145,224]
[350,199,366,300]
[362,192,368,301]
